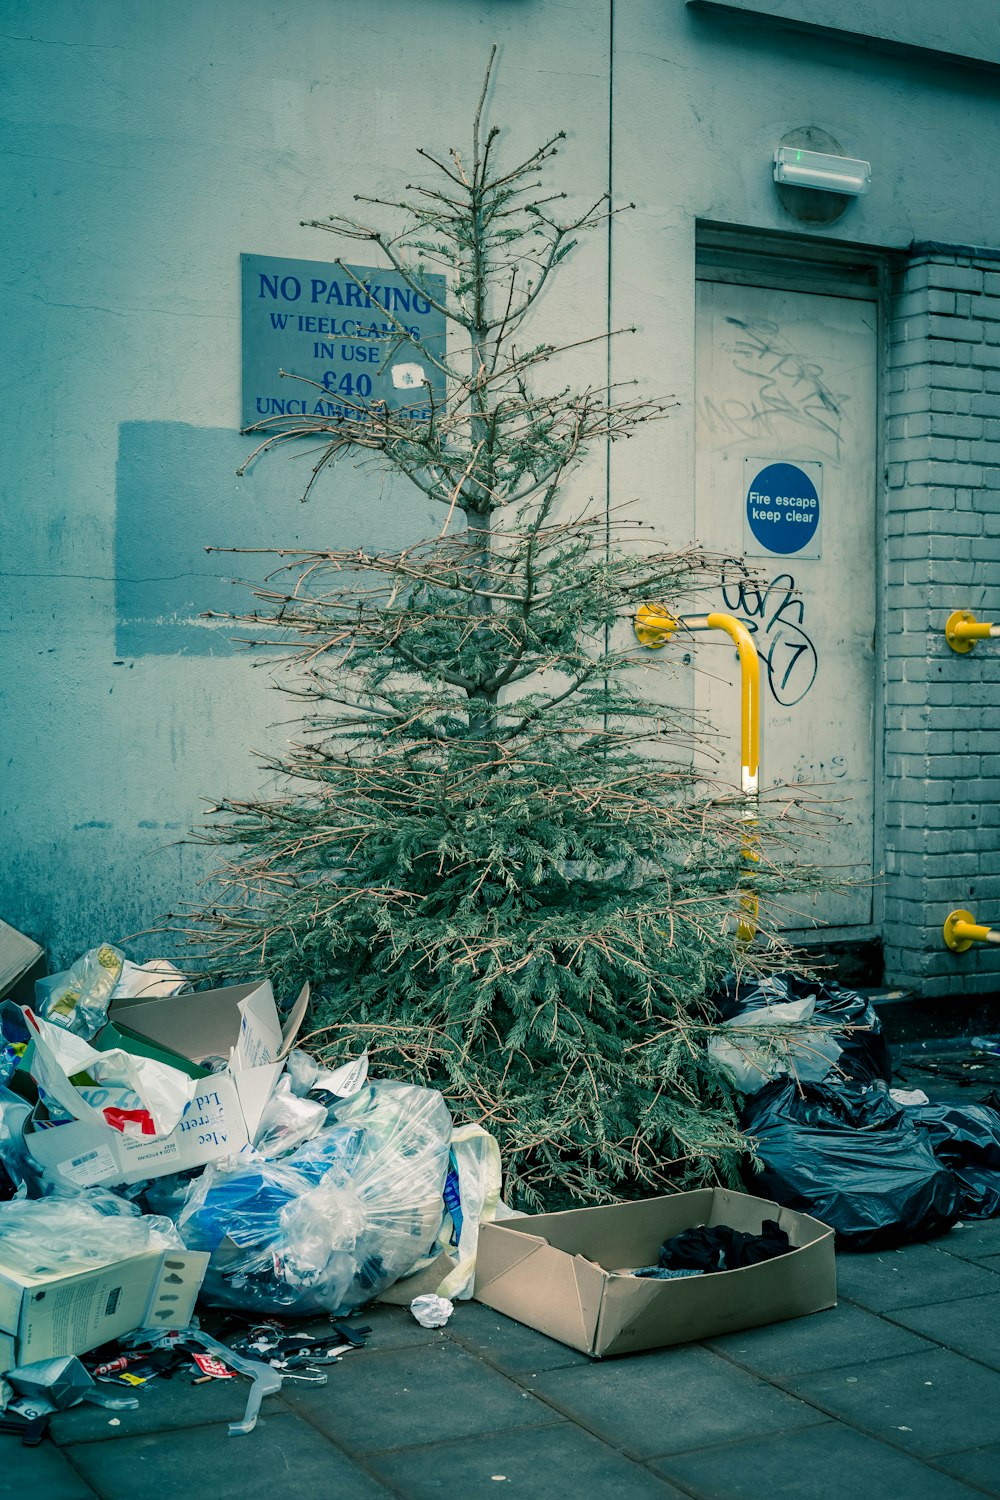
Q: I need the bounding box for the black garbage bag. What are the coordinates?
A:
[712,972,891,1090]
[910,1100,1000,1219]
[741,1079,961,1249]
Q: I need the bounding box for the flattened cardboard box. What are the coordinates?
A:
[24,979,308,1187]
[474,1187,836,1358]
[0,1247,209,1368]
[0,918,45,1005]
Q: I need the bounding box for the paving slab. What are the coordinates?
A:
[17,1232,1000,1493]
[935,1442,1000,1496]
[704,1299,933,1378]
[0,1437,99,1498]
[65,1410,394,1500]
[649,1417,987,1500]
[281,1339,554,1453]
[937,1220,1000,1263]
[49,1370,278,1446]
[445,1299,592,1374]
[362,1304,454,1350]
[370,1421,688,1499]
[835,1243,1000,1311]
[887,1291,1000,1372]
[786,1345,1000,1458]
[530,1344,824,1461]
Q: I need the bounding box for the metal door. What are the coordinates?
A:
[695,273,878,929]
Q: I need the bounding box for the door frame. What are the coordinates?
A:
[694,223,891,946]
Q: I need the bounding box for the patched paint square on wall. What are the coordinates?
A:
[114,421,436,657]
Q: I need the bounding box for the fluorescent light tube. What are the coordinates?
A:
[773,146,871,196]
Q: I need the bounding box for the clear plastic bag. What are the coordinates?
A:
[285,1047,369,1101]
[177,1079,452,1315]
[252,1076,328,1158]
[0,1189,182,1276]
[34,944,125,1040]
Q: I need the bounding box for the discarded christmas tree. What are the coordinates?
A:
[186,56,826,1208]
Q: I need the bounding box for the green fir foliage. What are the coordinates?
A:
[183,55,832,1209]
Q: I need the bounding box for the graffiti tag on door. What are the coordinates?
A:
[699,317,848,459]
[720,569,818,707]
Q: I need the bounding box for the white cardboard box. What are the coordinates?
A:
[0,1246,209,1368]
[24,979,308,1187]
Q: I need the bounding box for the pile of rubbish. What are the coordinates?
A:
[2,915,1000,1440]
[715,973,1000,1248]
[0,927,504,1441]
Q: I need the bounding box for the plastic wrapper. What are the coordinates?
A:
[252,1076,328,1158]
[910,1100,1000,1219]
[34,944,124,1040]
[741,1079,961,1249]
[712,973,891,1092]
[0,1189,182,1276]
[177,1079,452,1314]
[0,1088,34,1198]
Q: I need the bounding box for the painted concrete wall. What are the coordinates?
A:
[0,0,612,967]
[3,0,1000,992]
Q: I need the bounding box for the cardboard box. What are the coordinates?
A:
[0,919,45,1006]
[24,979,308,1188]
[474,1187,836,1359]
[0,1246,209,1368]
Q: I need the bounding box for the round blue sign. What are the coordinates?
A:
[745,463,819,555]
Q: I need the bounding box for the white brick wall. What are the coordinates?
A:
[885,250,1000,995]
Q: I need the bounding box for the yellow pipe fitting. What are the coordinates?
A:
[943,909,1000,953]
[945,609,1000,654]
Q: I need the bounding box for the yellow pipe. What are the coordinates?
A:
[634,605,761,938]
[943,909,1000,953]
[945,609,1000,654]
[706,612,761,790]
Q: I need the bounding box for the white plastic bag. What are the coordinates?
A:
[25,1008,198,1138]
[709,995,842,1093]
[113,959,188,1001]
[436,1125,502,1300]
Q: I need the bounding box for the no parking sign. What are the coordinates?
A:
[743,460,822,559]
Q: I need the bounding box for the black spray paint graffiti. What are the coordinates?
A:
[720,571,817,707]
[700,317,847,459]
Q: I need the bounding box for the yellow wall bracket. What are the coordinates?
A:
[943,909,1000,953]
[945,609,1000,654]
[633,603,679,649]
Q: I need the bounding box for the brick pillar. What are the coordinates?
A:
[884,249,1000,995]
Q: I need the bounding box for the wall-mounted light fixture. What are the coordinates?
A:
[773,146,871,196]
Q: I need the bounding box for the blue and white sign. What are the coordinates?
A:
[743,459,822,559]
[241,254,447,432]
